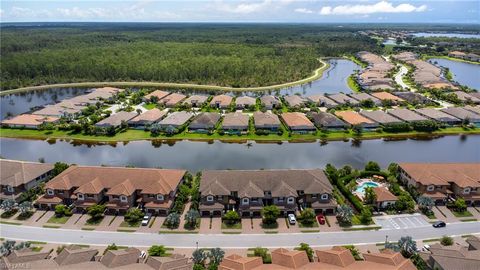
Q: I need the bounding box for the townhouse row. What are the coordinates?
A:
[356,51,396,91]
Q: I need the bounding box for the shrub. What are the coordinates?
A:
[125,208,144,224]
[440,236,453,246]
[261,205,280,225]
[298,208,316,225]
[165,212,180,229]
[223,210,240,225]
[148,245,167,256]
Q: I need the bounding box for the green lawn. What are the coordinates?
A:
[142,103,157,110]
[299,221,319,228]
[261,222,279,229]
[451,209,473,218]
[221,221,242,230]
[85,217,104,226]
[46,215,70,224]
[120,220,141,228]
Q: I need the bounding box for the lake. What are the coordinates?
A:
[0,135,478,171]
[429,58,480,90]
[412,32,480,39]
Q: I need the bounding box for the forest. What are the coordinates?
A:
[0,23,380,90]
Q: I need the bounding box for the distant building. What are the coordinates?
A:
[253,112,281,131]
[128,109,167,129]
[189,112,221,132]
[260,95,282,110]
[210,95,233,109]
[1,114,59,129]
[95,111,137,128]
[235,96,256,109]
[280,112,316,133]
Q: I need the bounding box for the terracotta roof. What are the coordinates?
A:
[222,113,250,129]
[183,95,209,105]
[335,111,375,125]
[129,109,166,124]
[1,114,59,127]
[146,254,191,270]
[236,96,256,107]
[1,159,54,187]
[210,95,233,107]
[373,187,397,202]
[75,178,104,194]
[271,248,309,269]
[280,112,315,128]
[253,112,281,127]
[371,92,404,102]
[95,111,137,127]
[5,249,51,264]
[45,165,186,195]
[316,246,355,267]
[100,247,141,268]
[399,163,480,188]
[54,247,98,266]
[159,93,186,106]
[144,90,170,101]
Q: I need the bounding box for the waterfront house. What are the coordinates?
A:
[306,94,338,108]
[199,169,336,217]
[349,93,381,105]
[221,112,250,133]
[387,108,428,122]
[1,159,54,202]
[280,112,316,133]
[253,112,281,131]
[398,163,480,205]
[448,51,466,59]
[158,93,187,107]
[415,108,461,125]
[210,95,233,109]
[394,92,435,105]
[260,95,282,109]
[143,90,170,103]
[35,165,186,215]
[466,53,480,62]
[441,107,480,125]
[371,91,405,104]
[95,111,137,129]
[183,95,209,107]
[235,96,256,109]
[307,112,346,130]
[464,105,480,115]
[157,111,194,130]
[334,111,378,128]
[327,93,360,106]
[360,110,402,125]
[128,108,167,129]
[1,114,59,129]
[283,95,307,108]
[453,91,480,104]
[189,112,221,132]
[33,101,84,118]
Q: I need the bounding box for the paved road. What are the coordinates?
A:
[1,222,479,249]
[374,214,429,230]
[394,65,409,90]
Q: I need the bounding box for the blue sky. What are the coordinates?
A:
[0,0,478,23]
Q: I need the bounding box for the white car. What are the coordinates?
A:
[287,214,296,225]
[141,214,151,226]
[422,244,431,251]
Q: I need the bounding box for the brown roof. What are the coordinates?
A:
[271,248,309,269]
[219,254,263,270]
[183,95,209,105]
[327,93,360,105]
[373,187,397,202]
[5,249,51,264]
[144,90,170,101]
[454,91,480,103]
[415,108,460,123]
[361,110,402,124]
[316,246,355,267]
[387,109,428,122]
[100,247,141,268]
[424,240,480,270]
[349,93,381,104]
[159,93,186,106]
[442,107,480,121]
[399,163,480,188]
[253,112,281,127]
[283,95,306,107]
[1,159,54,187]
[189,112,221,129]
[222,112,250,128]
[45,165,186,195]
[95,111,137,127]
[260,95,281,107]
[158,111,194,126]
[335,111,375,125]
[280,112,315,128]
[129,109,166,124]
[200,169,333,197]
[236,96,256,107]
[54,247,98,266]
[146,254,192,270]
[371,92,404,102]
[464,105,480,115]
[210,95,233,107]
[1,114,59,127]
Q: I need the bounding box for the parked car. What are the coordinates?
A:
[432,221,446,228]
[288,214,296,225]
[422,244,431,251]
[317,214,326,225]
[141,214,151,226]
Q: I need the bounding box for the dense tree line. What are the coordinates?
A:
[0,24,379,90]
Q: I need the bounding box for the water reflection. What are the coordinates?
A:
[429,58,480,90]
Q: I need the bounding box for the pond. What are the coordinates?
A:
[412,32,480,39]
[429,58,480,90]
[0,135,478,171]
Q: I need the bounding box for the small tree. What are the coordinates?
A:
[336,205,354,225]
[387,163,399,176]
[184,209,200,229]
[18,201,33,218]
[440,236,453,246]
[398,236,417,258]
[52,162,69,177]
[253,247,268,263]
[87,204,106,221]
[417,196,434,213]
[365,161,380,172]
[0,241,31,257]
[298,208,316,225]
[364,187,377,205]
[165,212,181,229]
[209,247,225,266]
[261,205,280,225]
[395,195,414,212]
[192,249,208,266]
[223,210,240,225]
[296,243,314,262]
[0,199,17,215]
[105,243,118,252]
[454,198,467,212]
[125,208,144,224]
[54,204,71,217]
[360,208,372,224]
[148,245,167,256]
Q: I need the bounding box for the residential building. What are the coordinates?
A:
[441,107,480,125]
[420,236,480,270]
[210,95,233,109]
[327,93,360,106]
[360,110,402,125]
[36,165,186,215]
[356,51,395,91]
[464,105,480,115]
[394,92,435,105]
[398,163,480,205]
[448,51,467,59]
[372,187,398,210]
[33,102,84,118]
[199,169,336,217]
[1,159,55,202]
[306,94,338,108]
[95,111,137,128]
[306,112,346,130]
[280,112,316,133]
[146,254,193,269]
[349,93,381,105]
[183,95,209,107]
[371,92,405,104]
[221,112,250,133]
[283,95,307,108]
[1,114,59,129]
[415,108,461,125]
[387,108,428,122]
[454,91,480,104]
[128,109,167,129]
[144,90,170,102]
[260,95,282,110]
[235,96,256,109]
[157,111,194,129]
[334,111,378,128]
[100,247,141,268]
[189,112,221,132]
[466,53,480,62]
[253,112,281,131]
[158,93,187,107]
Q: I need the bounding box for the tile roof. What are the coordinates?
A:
[399,163,480,188]
[159,93,186,106]
[387,109,428,122]
[253,112,281,127]
[128,109,166,124]
[54,247,98,266]
[327,93,360,105]
[210,95,233,107]
[95,111,137,127]
[144,90,170,101]
[441,107,480,121]
[464,105,480,115]
[371,92,404,102]
[306,95,338,107]
[236,96,256,107]
[373,187,397,202]
[360,110,402,124]
[1,159,54,187]
[260,95,281,107]
[100,247,141,268]
[415,108,460,123]
[453,91,480,103]
[183,95,209,105]
[349,93,381,104]
[1,114,59,127]
[222,112,250,128]
[306,112,345,128]
[283,95,306,107]
[158,111,194,126]
[189,112,221,129]
[280,112,315,128]
[335,111,375,125]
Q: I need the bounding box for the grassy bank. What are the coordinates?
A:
[0,59,330,96]
[0,127,477,143]
[422,55,480,65]
[347,75,362,93]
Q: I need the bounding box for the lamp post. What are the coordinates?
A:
[196,241,199,250]
[385,235,388,245]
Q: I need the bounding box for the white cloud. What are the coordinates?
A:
[215,0,272,14]
[319,1,427,15]
[294,8,314,14]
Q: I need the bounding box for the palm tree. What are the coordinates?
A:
[0,199,17,213]
[398,236,417,258]
[417,196,434,212]
[18,201,33,217]
[336,205,354,225]
[0,241,31,257]
[209,247,225,266]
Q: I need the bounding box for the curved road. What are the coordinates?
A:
[1,222,479,248]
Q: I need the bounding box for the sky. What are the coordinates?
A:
[0,0,478,24]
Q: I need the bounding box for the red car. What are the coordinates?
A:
[317,214,325,225]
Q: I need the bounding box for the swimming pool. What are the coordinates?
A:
[355,181,379,194]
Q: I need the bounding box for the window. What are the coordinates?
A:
[157,194,164,201]
[148,194,154,198]
[287,197,295,204]
[206,196,214,202]
[463,188,471,194]
[120,195,128,202]
[321,194,329,200]
[6,186,14,193]
[112,195,120,199]
[242,198,249,205]
[278,197,284,203]
[77,193,84,200]
[46,189,54,196]
[312,194,317,199]
[427,185,435,192]
[87,194,94,198]
[251,198,258,203]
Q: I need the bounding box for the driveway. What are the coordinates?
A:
[374,214,429,230]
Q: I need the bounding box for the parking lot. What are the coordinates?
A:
[374,214,430,230]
